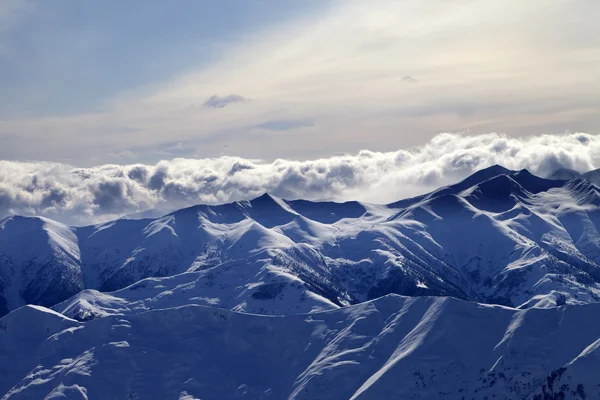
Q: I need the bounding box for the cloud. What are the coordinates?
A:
[1,132,599,225]
[402,76,418,83]
[156,142,196,156]
[203,94,246,108]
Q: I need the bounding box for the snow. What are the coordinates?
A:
[44,384,88,400]
[4,166,600,317]
[0,216,84,314]
[2,165,600,397]
[2,296,600,399]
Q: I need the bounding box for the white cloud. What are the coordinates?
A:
[1,132,599,225]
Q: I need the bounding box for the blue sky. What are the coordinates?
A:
[0,1,327,117]
[0,0,599,165]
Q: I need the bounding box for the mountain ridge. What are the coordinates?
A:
[1,294,598,399]
[4,165,600,398]
[547,166,600,186]
[2,165,600,318]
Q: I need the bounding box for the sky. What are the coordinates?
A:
[0,0,598,165]
[0,0,599,223]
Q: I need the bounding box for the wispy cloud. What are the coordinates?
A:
[156,142,197,156]
[203,94,246,109]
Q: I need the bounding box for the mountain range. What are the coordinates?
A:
[2,295,599,399]
[2,165,600,399]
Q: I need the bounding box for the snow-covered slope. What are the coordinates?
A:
[4,165,600,399]
[583,168,600,187]
[3,165,600,318]
[0,216,83,316]
[52,244,341,320]
[1,295,599,399]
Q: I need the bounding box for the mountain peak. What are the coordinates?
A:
[387,164,515,209]
[480,164,512,174]
[231,193,299,228]
[250,192,279,204]
[449,164,514,192]
[582,167,600,186]
[511,169,564,193]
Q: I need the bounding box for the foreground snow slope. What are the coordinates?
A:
[1,295,598,399]
[4,165,600,317]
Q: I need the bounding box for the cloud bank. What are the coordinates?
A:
[1,132,599,225]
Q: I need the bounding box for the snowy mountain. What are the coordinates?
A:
[3,165,600,318]
[3,165,600,399]
[547,167,583,181]
[548,166,600,186]
[1,295,598,399]
[0,216,83,316]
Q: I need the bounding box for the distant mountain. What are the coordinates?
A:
[547,166,581,180]
[3,165,600,319]
[1,295,598,399]
[583,168,600,186]
[547,166,600,186]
